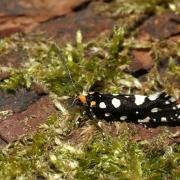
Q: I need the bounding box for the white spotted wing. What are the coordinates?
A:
[85,92,180,125]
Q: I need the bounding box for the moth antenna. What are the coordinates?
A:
[54,42,79,95]
[71,96,78,106]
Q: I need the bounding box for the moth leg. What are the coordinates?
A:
[88,107,105,137]
[88,107,98,121]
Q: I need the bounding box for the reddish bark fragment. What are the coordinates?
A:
[130,50,154,73]
[0,138,7,146]
[38,8,114,44]
[0,47,27,68]
[139,12,180,40]
[132,125,180,144]
[30,83,48,96]
[0,0,91,37]
[0,96,57,142]
[0,71,10,81]
[0,89,40,113]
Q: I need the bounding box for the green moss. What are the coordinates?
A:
[142,145,180,179]
[0,0,179,179]
[0,130,179,179]
[168,57,180,77]
[0,37,17,55]
[0,71,26,92]
[76,135,144,180]
[97,0,173,15]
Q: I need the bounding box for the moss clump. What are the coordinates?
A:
[0,71,26,92]
[76,135,144,180]
[0,129,179,179]
[142,144,180,179]
[0,0,180,179]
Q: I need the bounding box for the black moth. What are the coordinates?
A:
[77,91,180,126]
[56,43,180,126]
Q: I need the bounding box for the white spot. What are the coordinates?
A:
[112,93,119,96]
[120,116,127,120]
[175,114,178,117]
[93,114,96,119]
[178,115,180,119]
[172,106,176,110]
[98,121,103,128]
[138,117,151,123]
[170,97,176,102]
[165,94,169,98]
[134,95,146,105]
[112,98,121,108]
[148,92,160,101]
[105,113,111,117]
[161,117,167,122]
[88,92,94,95]
[136,111,139,114]
[177,104,180,109]
[99,102,106,109]
[170,117,173,120]
[153,118,156,122]
[165,101,170,104]
[151,108,159,113]
[125,96,129,98]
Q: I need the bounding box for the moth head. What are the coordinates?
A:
[76,90,88,106]
[76,91,98,108]
[78,94,87,104]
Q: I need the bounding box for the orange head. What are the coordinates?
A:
[78,95,87,104]
[77,94,97,108]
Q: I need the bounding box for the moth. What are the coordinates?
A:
[56,43,180,126]
[76,91,180,125]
